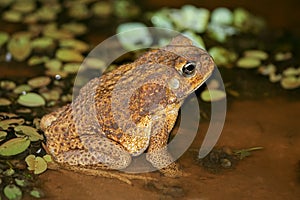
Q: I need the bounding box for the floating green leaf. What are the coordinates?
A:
[182,30,206,49]
[92,1,113,17]
[13,84,32,94]
[1,80,16,90]
[14,125,43,141]
[83,57,106,70]
[45,59,62,70]
[0,118,25,130]
[31,37,54,49]
[61,22,87,35]
[34,157,48,174]
[14,178,27,187]
[4,184,22,200]
[43,154,53,163]
[0,98,12,106]
[68,3,90,20]
[211,7,233,25]
[0,137,30,156]
[0,131,7,142]
[25,155,35,171]
[35,6,57,22]
[236,57,261,68]
[27,76,51,88]
[7,36,32,61]
[280,76,300,89]
[208,46,237,67]
[283,67,300,76]
[43,24,73,39]
[244,50,268,60]
[30,188,45,198]
[170,5,210,33]
[201,89,226,102]
[63,63,81,73]
[25,155,48,175]
[60,39,90,52]
[3,168,15,176]
[17,93,46,107]
[116,23,152,51]
[12,0,36,13]
[56,48,84,62]
[0,112,18,118]
[3,10,22,23]
[274,52,292,61]
[0,31,9,47]
[27,56,49,66]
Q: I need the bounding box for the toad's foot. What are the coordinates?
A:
[63,166,157,185]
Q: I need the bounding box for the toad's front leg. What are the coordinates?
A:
[146,114,183,177]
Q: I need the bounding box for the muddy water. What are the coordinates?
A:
[37,97,300,200]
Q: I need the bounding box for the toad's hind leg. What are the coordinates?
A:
[54,135,155,184]
[56,134,131,170]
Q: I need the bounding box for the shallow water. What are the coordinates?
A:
[37,97,300,200]
[1,1,300,199]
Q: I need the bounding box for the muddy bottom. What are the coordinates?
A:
[36,97,299,200]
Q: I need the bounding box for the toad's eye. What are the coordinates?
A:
[182,61,196,77]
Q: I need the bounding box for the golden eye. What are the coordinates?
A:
[182,61,196,77]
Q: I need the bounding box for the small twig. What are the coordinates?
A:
[234,146,264,154]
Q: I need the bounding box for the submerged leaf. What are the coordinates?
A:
[0,137,30,156]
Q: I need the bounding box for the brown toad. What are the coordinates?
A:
[40,35,215,178]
